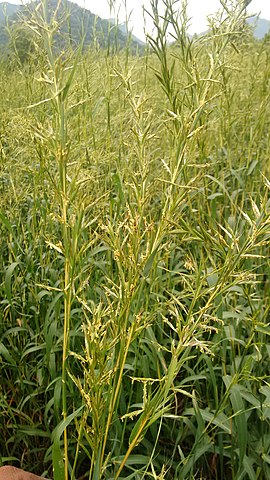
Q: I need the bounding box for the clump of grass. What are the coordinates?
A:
[0,0,270,479]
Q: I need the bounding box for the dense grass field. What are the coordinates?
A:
[0,1,270,478]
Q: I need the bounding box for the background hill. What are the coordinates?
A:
[0,2,20,23]
[247,15,270,39]
[0,1,270,58]
[0,0,145,55]
[0,2,21,45]
[108,17,145,47]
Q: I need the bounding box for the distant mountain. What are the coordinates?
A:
[1,0,269,61]
[0,2,21,46]
[0,0,145,57]
[0,1,21,45]
[0,2,21,24]
[247,16,270,39]
[108,18,145,47]
[194,16,270,41]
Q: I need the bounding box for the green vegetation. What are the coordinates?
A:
[0,0,270,479]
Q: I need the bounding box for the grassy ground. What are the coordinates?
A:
[0,1,270,479]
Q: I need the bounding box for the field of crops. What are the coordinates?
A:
[0,1,270,479]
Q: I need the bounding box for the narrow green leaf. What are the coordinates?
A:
[4,262,19,304]
[51,405,84,442]
[242,455,256,480]
[142,247,159,278]
[0,342,16,365]
[0,210,13,234]
[52,439,65,480]
[255,323,270,336]
[230,384,247,464]
[180,440,211,478]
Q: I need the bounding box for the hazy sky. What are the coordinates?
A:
[2,0,270,40]
[76,0,270,40]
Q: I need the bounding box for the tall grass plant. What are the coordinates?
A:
[0,0,270,479]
